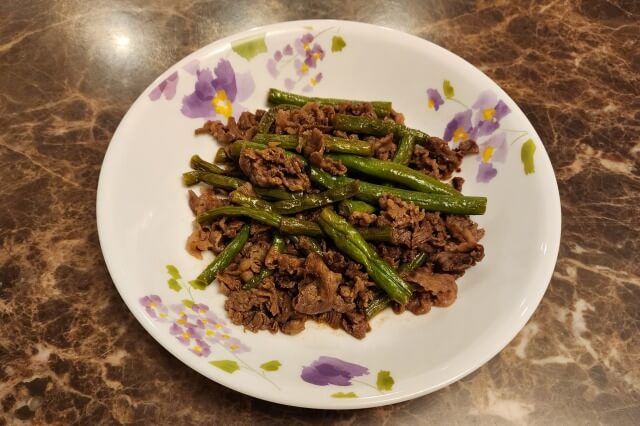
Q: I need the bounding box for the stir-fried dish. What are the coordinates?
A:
[183,88,486,339]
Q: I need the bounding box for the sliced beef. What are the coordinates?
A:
[367,134,396,160]
[274,102,335,134]
[389,108,405,125]
[410,137,478,180]
[195,110,263,144]
[238,146,311,192]
[403,268,458,307]
[348,211,377,226]
[336,102,377,119]
[293,253,342,315]
[187,188,228,216]
[303,128,347,175]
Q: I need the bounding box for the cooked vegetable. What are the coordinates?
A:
[327,154,460,196]
[190,154,227,174]
[228,140,307,164]
[268,88,392,118]
[365,295,391,318]
[256,104,299,134]
[242,233,285,290]
[355,226,393,243]
[398,252,428,273]
[392,131,417,165]
[289,235,323,255]
[254,187,304,200]
[272,181,360,214]
[338,199,377,216]
[317,208,412,304]
[214,147,231,164]
[333,114,430,141]
[230,191,275,212]
[190,224,250,288]
[182,171,245,190]
[310,168,486,215]
[252,133,374,156]
[197,206,322,236]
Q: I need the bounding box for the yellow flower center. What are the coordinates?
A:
[179,310,186,316]
[214,324,222,330]
[206,330,214,337]
[483,108,496,121]
[427,99,435,109]
[221,334,230,340]
[303,42,310,51]
[312,52,321,61]
[159,312,167,318]
[310,77,318,87]
[148,303,156,308]
[482,146,495,162]
[177,318,186,325]
[300,62,309,74]
[182,331,191,339]
[453,127,469,142]
[212,89,233,119]
[199,309,206,314]
[193,345,202,353]
[229,344,239,351]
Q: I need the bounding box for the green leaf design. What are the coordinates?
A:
[209,360,240,373]
[181,299,194,308]
[231,34,267,61]
[521,138,536,175]
[443,80,455,99]
[189,279,207,290]
[166,264,181,279]
[331,392,357,398]
[331,35,346,52]
[376,370,395,391]
[167,278,182,292]
[259,360,281,372]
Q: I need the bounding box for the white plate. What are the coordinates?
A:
[97,20,561,409]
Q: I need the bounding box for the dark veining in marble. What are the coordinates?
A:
[1,0,639,424]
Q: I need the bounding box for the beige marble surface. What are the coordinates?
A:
[1,0,639,424]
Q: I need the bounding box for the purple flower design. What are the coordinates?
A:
[426,88,444,111]
[149,72,178,101]
[469,91,511,139]
[302,73,323,93]
[443,109,473,143]
[189,338,211,357]
[284,78,295,90]
[267,58,279,78]
[294,33,314,55]
[222,337,250,354]
[475,132,507,183]
[283,44,293,55]
[301,356,369,386]
[139,295,169,320]
[477,162,498,183]
[304,44,325,68]
[181,59,254,119]
[170,322,202,346]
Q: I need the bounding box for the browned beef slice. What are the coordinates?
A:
[367,134,396,160]
[390,108,405,125]
[274,102,335,134]
[445,215,485,244]
[224,290,278,333]
[238,146,311,192]
[293,253,342,315]
[411,137,479,180]
[403,268,458,307]
[336,102,377,118]
[341,312,371,339]
[303,128,347,175]
[348,211,377,226]
[187,188,228,216]
[452,177,465,191]
[194,111,261,144]
[432,243,484,274]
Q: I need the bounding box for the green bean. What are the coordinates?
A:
[327,154,460,196]
[268,88,392,118]
[190,154,226,174]
[365,295,392,318]
[392,131,417,165]
[197,206,322,237]
[333,113,397,136]
[289,235,323,255]
[242,233,285,290]
[214,148,231,164]
[318,208,412,304]
[355,226,393,243]
[272,181,360,214]
[310,168,486,215]
[254,187,304,200]
[338,199,377,216]
[230,191,274,212]
[252,133,374,156]
[189,224,250,289]
[398,252,428,273]
[182,171,246,190]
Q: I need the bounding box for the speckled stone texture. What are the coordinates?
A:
[1,0,639,424]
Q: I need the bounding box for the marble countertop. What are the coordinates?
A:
[1,1,638,424]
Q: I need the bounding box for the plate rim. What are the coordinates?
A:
[96,19,562,409]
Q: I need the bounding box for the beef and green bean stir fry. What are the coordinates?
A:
[184,88,486,339]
